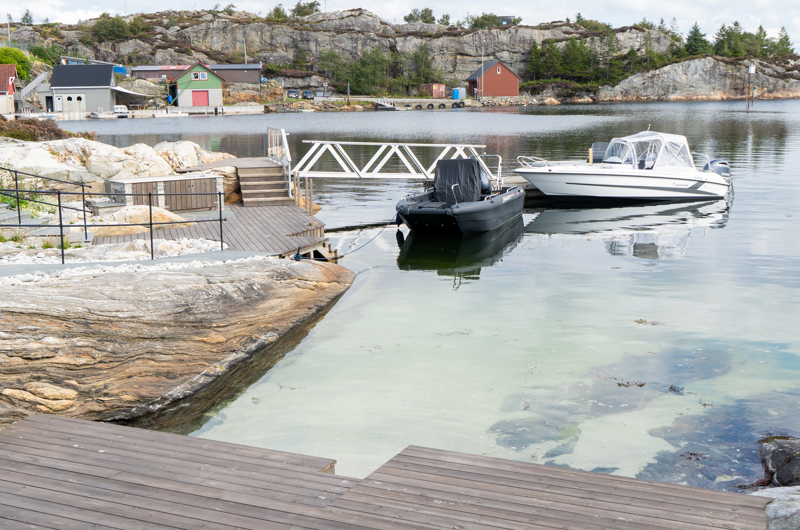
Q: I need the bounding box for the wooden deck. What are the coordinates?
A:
[93,203,330,258]
[0,416,770,529]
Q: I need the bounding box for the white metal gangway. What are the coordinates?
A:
[292,140,502,186]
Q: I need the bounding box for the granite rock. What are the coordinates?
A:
[0,258,354,427]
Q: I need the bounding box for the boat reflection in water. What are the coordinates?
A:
[396,217,524,287]
[525,199,730,259]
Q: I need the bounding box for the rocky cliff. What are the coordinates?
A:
[11,9,670,84]
[0,257,354,427]
[596,56,800,101]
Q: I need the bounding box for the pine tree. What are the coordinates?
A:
[21,10,33,25]
[541,41,562,79]
[774,27,794,55]
[685,22,711,55]
[713,24,730,56]
[526,40,543,80]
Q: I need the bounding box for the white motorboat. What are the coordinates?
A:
[514,131,732,201]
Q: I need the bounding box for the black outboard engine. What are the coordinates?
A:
[703,159,731,178]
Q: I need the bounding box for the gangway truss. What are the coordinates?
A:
[292,140,503,188]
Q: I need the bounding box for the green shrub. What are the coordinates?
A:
[92,13,132,42]
[42,240,54,249]
[0,47,31,80]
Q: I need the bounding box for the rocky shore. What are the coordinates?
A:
[0,256,354,427]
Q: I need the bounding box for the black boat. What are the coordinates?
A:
[395,158,525,234]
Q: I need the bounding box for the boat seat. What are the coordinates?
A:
[415,201,447,209]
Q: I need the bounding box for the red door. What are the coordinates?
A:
[192,90,209,106]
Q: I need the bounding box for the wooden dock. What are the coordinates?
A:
[0,415,771,529]
[94,203,334,259]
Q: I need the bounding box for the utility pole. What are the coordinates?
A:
[243,38,247,64]
[7,14,11,45]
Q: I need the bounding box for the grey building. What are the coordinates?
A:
[39,64,119,113]
[207,64,262,83]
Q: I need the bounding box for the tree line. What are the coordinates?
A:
[316,44,446,95]
[403,9,521,28]
[525,15,795,85]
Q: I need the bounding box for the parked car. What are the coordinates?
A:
[287,89,299,99]
[302,90,315,100]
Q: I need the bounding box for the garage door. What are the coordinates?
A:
[192,90,209,106]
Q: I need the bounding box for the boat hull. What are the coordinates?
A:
[397,187,525,235]
[515,167,730,201]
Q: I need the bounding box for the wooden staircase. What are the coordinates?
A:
[238,166,294,207]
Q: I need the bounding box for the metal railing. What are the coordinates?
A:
[1,167,227,264]
[266,127,292,199]
[0,166,92,240]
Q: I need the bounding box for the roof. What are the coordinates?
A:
[466,61,501,81]
[51,64,114,88]
[0,64,17,92]
[170,62,227,83]
[131,65,188,72]
[207,63,262,70]
[110,86,153,97]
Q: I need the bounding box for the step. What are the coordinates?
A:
[238,167,284,178]
[242,197,296,207]
[239,181,287,189]
[241,190,290,199]
[239,175,286,183]
[0,209,31,224]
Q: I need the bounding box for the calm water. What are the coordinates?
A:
[66,102,800,489]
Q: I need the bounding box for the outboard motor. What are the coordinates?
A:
[703,159,731,178]
[479,170,492,195]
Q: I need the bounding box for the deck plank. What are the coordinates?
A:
[94,202,328,257]
[0,418,768,530]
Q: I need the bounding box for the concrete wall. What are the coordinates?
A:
[53,89,115,112]
[0,94,13,114]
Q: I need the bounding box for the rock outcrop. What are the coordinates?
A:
[0,137,235,194]
[0,257,354,427]
[596,57,800,101]
[10,9,670,86]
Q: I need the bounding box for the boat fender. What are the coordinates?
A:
[427,103,434,109]
[439,103,446,109]
[293,248,303,261]
[452,102,459,108]
[415,104,423,109]
[396,213,403,225]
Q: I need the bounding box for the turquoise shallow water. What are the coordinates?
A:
[68,101,800,489]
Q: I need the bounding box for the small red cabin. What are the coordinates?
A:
[466,60,520,98]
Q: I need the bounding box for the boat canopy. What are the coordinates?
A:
[602,131,696,170]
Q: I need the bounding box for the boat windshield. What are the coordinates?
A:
[602,132,696,170]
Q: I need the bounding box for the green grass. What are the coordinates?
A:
[41,241,54,249]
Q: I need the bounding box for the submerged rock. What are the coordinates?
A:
[0,257,354,427]
[760,436,800,487]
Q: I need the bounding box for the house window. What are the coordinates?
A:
[76,96,82,101]
[497,67,501,74]
[191,72,208,80]
[67,96,73,101]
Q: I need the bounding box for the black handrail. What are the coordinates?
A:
[1,187,228,264]
[1,165,92,240]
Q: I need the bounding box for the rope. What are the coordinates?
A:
[294,217,397,262]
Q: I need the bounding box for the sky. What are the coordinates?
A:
[3,0,798,45]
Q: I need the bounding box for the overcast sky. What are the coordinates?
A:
[4,0,798,45]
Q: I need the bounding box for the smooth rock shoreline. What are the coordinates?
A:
[0,256,354,428]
